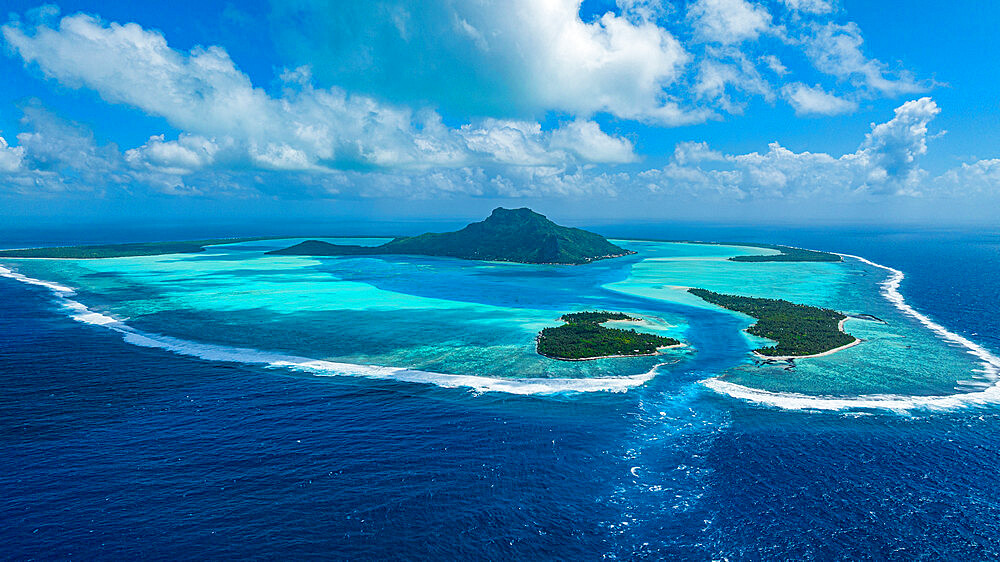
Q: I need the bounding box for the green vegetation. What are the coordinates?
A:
[270,207,634,265]
[536,311,680,360]
[727,244,841,262]
[560,311,633,324]
[688,288,856,357]
[0,237,279,259]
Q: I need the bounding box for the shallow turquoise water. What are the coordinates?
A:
[6,228,1000,558]
[3,239,989,399]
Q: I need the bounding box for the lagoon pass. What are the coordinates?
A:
[2,237,996,413]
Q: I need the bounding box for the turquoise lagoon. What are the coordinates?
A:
[2,238,994,407]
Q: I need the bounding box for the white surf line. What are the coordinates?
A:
[701,253,1000,413]
[701,378,1000,412]
[841,253,1000,379]
[0,265,657,396]
[0,265,77,295]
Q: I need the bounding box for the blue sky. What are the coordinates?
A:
[1,0,998,226]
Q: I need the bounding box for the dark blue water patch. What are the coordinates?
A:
[0,277,641,559]
[6,228,1000,559]
[696,408,1000,559]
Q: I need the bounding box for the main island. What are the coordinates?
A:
[0,207,861,362]
[268,207,634,264]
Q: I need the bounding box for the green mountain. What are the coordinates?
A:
[269,207,634,264]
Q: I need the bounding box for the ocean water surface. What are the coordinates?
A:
[2,225,1000,558]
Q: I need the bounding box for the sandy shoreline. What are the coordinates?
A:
[603,316,673,331]
[538,343,686,362]
[752,317,860,361]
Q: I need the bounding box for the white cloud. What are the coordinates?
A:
[1,7,972,205]
[271,0,702,126]
[688,0,773,44]
[936,159,1000,195]
[270,0,917,124]
[616,0,671,22]
[848,96,940,192]
[672,141,724,165]
[4,96,998,205]
[781,0,834,15]
[805,22,927,95]
[0,106,124,195]
[3,15,270,140]
[2,12,640,173]
[507,1,698,124]
[125,134,223,175]
[289,98,949,201]
[4,1,937,146]
[637,97,942,198]
[0,135,26,172]
[458,120,553,167]
[762,54,789,75]
[782,82,857,116]
[694,48,774,111]
[549,120,638,164]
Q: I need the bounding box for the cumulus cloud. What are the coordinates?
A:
[672,141,724,165]
[694,47,774,112]
[1,7,976,205]
[270,0,928,123]
[118,97,956,200]
[2,12,639,175]
[4,96,999,203]
[0,135,26,172]
[642,97,942,198]
[936,159,1000,195]
[549,120,638,164]
[125,134,224,175]
[4,1,938,148]
[782,82,857,116]
[501,2,698,124]
[271,0,701,126]
[616,0,671,23]
[0,111,631,198]
[0,106,124,195]
[762,54,789,75]
[849,96,940,191]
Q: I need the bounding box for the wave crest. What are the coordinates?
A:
[0,265,657,395]
[701,254,1000,413]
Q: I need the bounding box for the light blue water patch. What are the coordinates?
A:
[1,239,988,397]
[607,242,844,310]
[607,242,988,396]
[1,243,698,379]
[611,240,782,260]
[712,257,990,397]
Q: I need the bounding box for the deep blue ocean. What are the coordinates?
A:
[2,224,1000,559]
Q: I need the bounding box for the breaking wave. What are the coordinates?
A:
[0,265,658,396]
[701,253,1000,413]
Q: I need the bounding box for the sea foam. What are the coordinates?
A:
[0,265,656,396]
[701,254,1000,413]
[8,251,1000,409]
